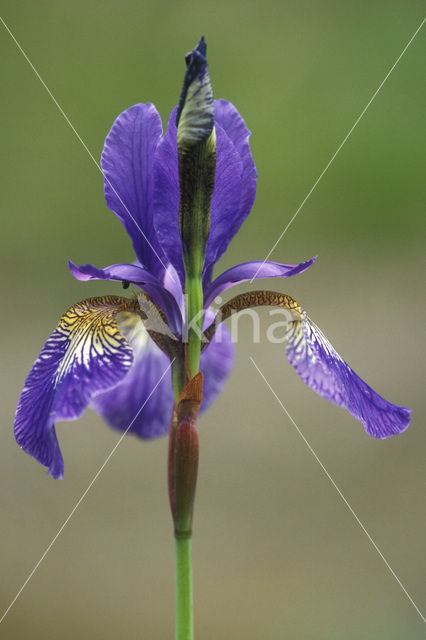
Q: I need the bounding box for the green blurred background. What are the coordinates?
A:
[1,1,425,638]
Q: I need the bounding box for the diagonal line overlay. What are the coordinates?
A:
[250,356,425,624]
[0,358,175,625]
[250,16,426,283]
[0,15,175,282]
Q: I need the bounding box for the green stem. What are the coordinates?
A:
[175,534,194,640]
[185,275,204,378]
[172,358,186,402]
[173,269,202,640]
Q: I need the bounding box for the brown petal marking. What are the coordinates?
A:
[202,290,302,347]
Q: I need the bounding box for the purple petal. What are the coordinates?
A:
[162,263,185,315]
[91,314,175,439]
[92,310,234,436]
[200,321,234,412]
[69,260,182,335]
[285,313,411,438]
[205,120,243,273]
[101,103,166,275]
[152,108,182,280]
[204,257,316,308]
[206,100,257,272]
[14,297,135,478]
[153,102,255,282]
[69,260,157,284]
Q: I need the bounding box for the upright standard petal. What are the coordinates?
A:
[203,257,316,308]
[153,105,251,283]
[14,297,136,478]
[101,103,166,275]
[152,108,182,279]
[205,100,257,273]
[285,313,411,438]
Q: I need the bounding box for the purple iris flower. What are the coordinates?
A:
[14,40,410,480]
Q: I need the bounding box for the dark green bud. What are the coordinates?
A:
[177,37,216,278]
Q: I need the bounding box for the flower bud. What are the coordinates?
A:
[176,37,216,278]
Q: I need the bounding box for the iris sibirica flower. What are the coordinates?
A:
[15,37,410,483]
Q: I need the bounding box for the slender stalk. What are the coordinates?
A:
[185,274,204,377]
[172,358,186,401]
[169,366,200,640]
[173,36,214,640]
[175,535,194,640]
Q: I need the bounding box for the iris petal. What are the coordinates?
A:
[101,103,166,275]
[204,257,316,308]
[206,100,257,274]
[14,297,136,478]
[92,311,234,436]
[91,313,175,439]
[285,313,411,438]
[152,108,182,280]
[69,260,182,335]
[200,320,234,412]
[154,102,255,283]
[205,119,243,275]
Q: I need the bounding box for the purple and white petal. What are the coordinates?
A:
[92,309,234,436]
[101,103,166,275]
[162,263,185,316]
[204,257,316,308]
[91,313,174,438]
[14,297,135,478]
[69,260,182,335]
[285,313,411,438]
[69,260,158,284]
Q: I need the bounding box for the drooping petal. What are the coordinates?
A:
[69,260,182,335]
[153,104,252,283]
[92,310,234,436]
[203,257,316,308]
[101,103,166,275]
[285,313,411,438]
[90,313,175,439]
[200,288,410,438]
[14,297,137,478]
